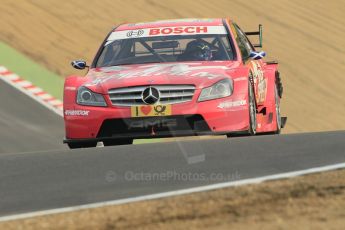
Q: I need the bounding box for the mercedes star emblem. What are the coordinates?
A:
[141,87,160,104]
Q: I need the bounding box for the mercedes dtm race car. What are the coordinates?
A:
[63,18,286,149]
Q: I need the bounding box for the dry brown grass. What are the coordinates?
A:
[1,169,344,230]
[0,0,345,133]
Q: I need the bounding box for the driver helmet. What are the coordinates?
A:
[184,40,213,61]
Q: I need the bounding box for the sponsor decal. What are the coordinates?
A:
[149,26,208,35]
[251,61,266,103]
[126,29,144,37]
[64,110,90,116]
[251,61,264,81]
[217,100,246,109]
[106,26,227,43]
[257,79,267,103]
[131,104,172,117]
[128,118,177,129]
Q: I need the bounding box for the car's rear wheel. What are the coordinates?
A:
[103,139,133,146]
[67,141,97,149]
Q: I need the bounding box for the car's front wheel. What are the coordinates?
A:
[274,84,282,134]
[226,77,257,138]
[67,141,97,149]
[103,139,133,146]
[248,78,257,135]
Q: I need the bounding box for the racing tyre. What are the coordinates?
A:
[248,78,257,135]
[274,84,282,134]
[67,141,97,149]
[103,139,133,146]
[226,78,257,138]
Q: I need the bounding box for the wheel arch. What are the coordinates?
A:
[262,64,280,105]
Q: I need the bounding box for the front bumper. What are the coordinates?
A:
[64,96,249,141]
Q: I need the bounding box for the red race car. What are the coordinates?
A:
[63,18,286,149]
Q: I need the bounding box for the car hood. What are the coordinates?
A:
[83,61,241,94]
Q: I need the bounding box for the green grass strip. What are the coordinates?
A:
[0,42,63,99]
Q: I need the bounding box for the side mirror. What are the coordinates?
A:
[71,60,88,70]
[249,51,266,60]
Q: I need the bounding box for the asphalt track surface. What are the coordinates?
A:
[1,78,345,218]
[0,130,344,217]
[0,80,66,154]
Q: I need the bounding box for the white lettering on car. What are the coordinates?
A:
[64,110,90,116]
[64,86,76,91]
[217,100,247,109]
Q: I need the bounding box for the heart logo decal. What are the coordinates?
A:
[140,106,152,115]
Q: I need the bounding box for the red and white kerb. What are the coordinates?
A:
[0,66,63,116]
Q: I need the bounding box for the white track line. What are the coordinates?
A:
[0,66,63,117]
[0,162,344,222]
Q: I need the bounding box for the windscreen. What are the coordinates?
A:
[96,26,235,67]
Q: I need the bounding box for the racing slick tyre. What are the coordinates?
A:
[103,139,133,146]
[227,78,257,138]
[67,141,97,149]
[274,84,282,134]
[248,78,257,135]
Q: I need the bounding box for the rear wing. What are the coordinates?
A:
[245,24,263,48]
